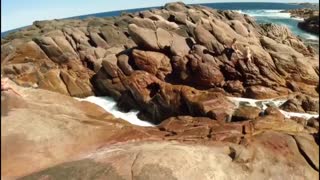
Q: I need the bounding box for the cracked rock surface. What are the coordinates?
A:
[1,2,319,179]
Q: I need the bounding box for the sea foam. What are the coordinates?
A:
[228,97,319,120]
[76,96,155,127]
[75,96,318,127]
[238,9,319,41]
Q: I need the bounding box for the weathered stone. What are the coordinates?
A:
[232,106,261,121]
[132,49,172,80]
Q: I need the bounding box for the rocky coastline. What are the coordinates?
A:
[298,15,319,35]
[281,7,319,35]
[1,2,319,179]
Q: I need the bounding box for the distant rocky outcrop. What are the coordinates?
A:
[295,3,319,10]
[282,8,319,35]
[298,15,319,35]
[283,8,319,19]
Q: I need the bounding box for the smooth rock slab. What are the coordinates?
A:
[20,138,318,180]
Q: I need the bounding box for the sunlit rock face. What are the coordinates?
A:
[1,2,319,179]
[2,84,319,179]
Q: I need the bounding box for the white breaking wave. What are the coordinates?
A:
[237,9,319,41]
[291,17,304,21]
[228,97,287,110]
[279,110,318,120]
[76,96,155,127]
[238,9,291,18]
[75,96,318,127]
[303,34,320,41]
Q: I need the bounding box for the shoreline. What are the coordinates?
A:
[2,2,319,178]
[280,8,319,37]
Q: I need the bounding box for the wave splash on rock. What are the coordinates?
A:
[76,96,154,126]
[238,9,319,40]
[1,2,319,179]
[75,95,318,127]
[229,97,319,120]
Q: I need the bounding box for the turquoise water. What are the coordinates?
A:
[238,9,319,40]
[2,2,318,40]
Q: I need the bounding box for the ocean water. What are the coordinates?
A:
[2,3,319,126]
[76,96,154,127]
[237,9,319,40]
[2,2,318,40]
[228,97,319,120]
[75,96,318,127]
[70,2,319,40]
[67,2,320,123]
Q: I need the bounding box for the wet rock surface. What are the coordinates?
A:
[280,94,319,114]
[298,15,319,35]
[283,8,319,35]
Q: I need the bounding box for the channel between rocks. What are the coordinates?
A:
[75,95,319,127]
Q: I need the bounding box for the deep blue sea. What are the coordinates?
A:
[1,3,319,40]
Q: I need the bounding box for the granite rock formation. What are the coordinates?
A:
[1,2,319,179]
[2,3,318,101]
[283,8,319,35]
[298,15,319,35]
[1,80,319,179]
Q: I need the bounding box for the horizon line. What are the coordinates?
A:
[2,1,318,33]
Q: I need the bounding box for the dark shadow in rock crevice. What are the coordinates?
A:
[147,83,161,98]
[292,135,319,172]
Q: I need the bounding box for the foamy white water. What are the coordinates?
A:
[237,9,291,18]
[76,96,154,127]
[291,17,304,21]
[238,9,319,41]
[228,97,319,120]
[279,110,318,119]
[228,97,287,110]
[75,96,317,127]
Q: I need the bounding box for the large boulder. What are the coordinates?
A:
[298,15,319,35]
[280,94,319,113]
[1,80,152,178]
[120,71,235,123]
[232,106,261,121]
[132,49,172,80]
